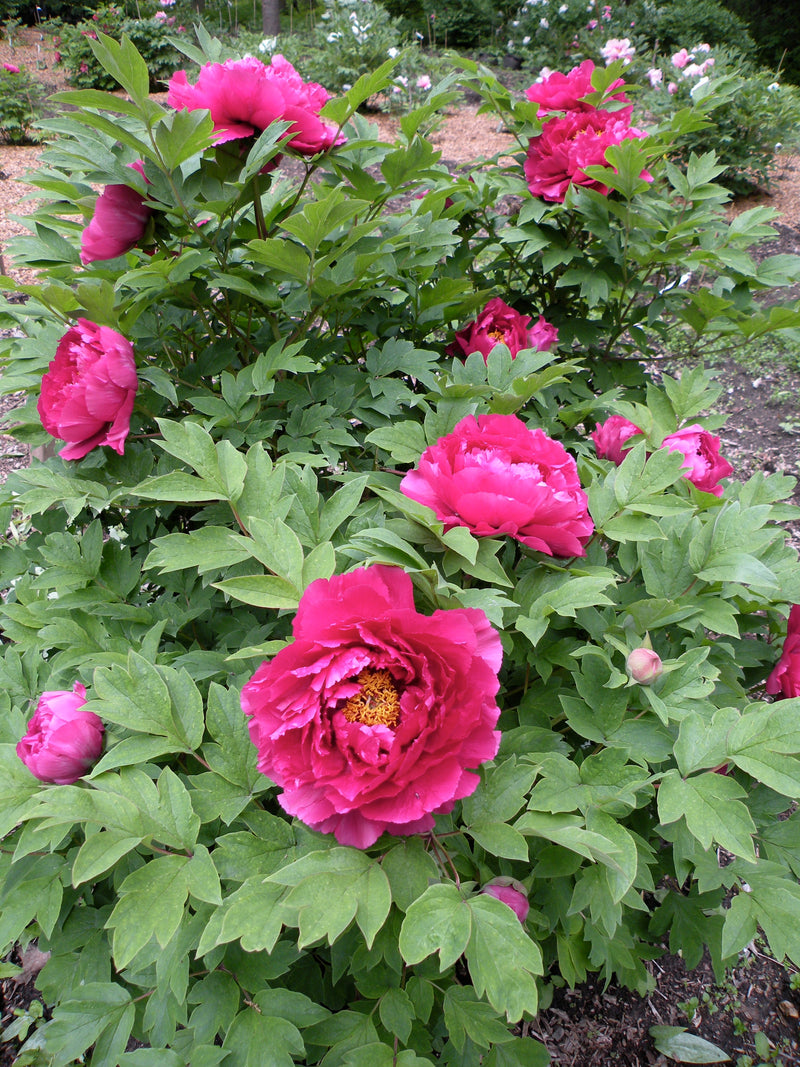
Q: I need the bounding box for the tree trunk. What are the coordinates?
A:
[192,0,204,12]
[262,0,281,34]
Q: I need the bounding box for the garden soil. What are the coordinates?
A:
[2,26,800,1067]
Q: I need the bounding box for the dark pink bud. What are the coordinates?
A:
[481,877,529,923]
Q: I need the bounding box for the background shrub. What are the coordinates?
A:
[720,0,800,87]
[639,45,800,194]
[627,0,756,58]
[53,4,186,90]
[0,60,42,142]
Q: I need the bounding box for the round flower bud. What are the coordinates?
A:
[480,877,529,923]
[626,648,663,685]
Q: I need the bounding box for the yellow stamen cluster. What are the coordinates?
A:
[341,668,400,729]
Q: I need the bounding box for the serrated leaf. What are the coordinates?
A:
[399,883,472,970]
[465,895,542,1020]
[657,770,756,861]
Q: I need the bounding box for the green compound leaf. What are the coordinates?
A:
[399,883,472,971]
[44,982,135,1067]
[465,895,542,1021]
[443,986,516,1052]
[106,854,190,969]
[657,769,757,861]
[269,848,391,949]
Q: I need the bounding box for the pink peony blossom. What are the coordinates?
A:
[524,106,650,202]
[626,648,663,685]
[2,63,19,73]
[600,37,635,65]
[242,565,503,848]
[80,160,151,265]
[154,9,167,18]
[660,424,733,496]
[525,59,628,115]
[38,319,138,461]
[646,67,663,88]
[591,414,642,464]
[168,55,342,156]
[671,48,691,69]
[17,683,103,784]
[766,606,800,698]
[667,81,678,94]
[416,74,432,90]
[400,413,594,556]
[448,297,558,360]
[481,877,530,923]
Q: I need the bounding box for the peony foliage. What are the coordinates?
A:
[2,32,800,1064]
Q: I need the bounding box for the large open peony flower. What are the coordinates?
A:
[524,106,650,202]
[167,54,341,155]
[525,59,628,115]
[448,297,558,360]
[661,424,733,496]
[17,683,104,785]
[400,413,594,556]
[242,566,503,848]
[766,605,800,698]
[80,160,151,265]
[38,319,138,460]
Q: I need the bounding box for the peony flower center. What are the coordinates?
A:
[341,668,400,728]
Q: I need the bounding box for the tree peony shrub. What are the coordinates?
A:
[242,565,502,848]
[1,34,800,1066]
[448,297,558,360]
[37,319,138,460]
[400,413,594,556]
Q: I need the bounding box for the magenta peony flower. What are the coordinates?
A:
[449,297,558,360]
[3,63,20,74]
[80,160,151,265]
[38,319,138,461]
[525,59,628,115]
[671,48,691,69]
[766,606,800,698]
[17,683,103,785]
[660,424,733,496]
[524,106,650,202]
[626,648,663,685]
[167,54,341,155]
[481,877,530,923]
[400,413,594,557]
[591,414,643,464]
[242,565,503,848]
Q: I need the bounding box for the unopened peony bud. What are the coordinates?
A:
[17,683,104,784]
[480,877,529,923]
[626,648,663,685]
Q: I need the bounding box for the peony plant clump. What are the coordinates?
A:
[3,33,800,1064]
